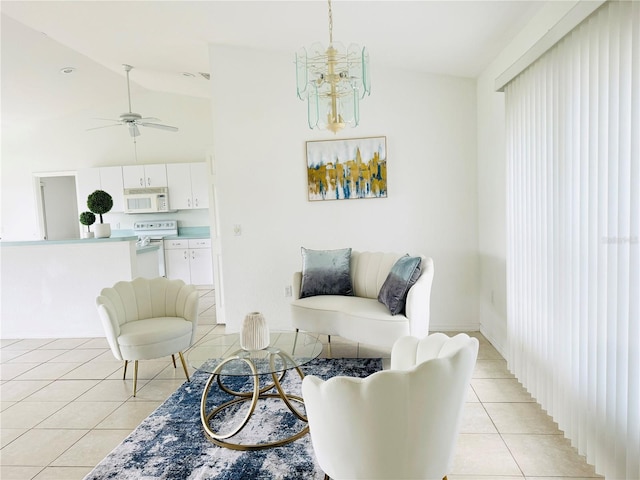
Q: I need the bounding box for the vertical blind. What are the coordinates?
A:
[505,2,639,479]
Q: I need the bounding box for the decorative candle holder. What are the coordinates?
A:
[240,312,270,351]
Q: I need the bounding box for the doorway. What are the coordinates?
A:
[35,173,80,240]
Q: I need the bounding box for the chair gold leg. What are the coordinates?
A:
[172,354,177,368]
[123,360,128,380]
[133,360,139,397]
[178,351,190,382]
[327,335,332,358]
[443,476,448,480]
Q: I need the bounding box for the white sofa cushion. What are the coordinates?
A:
[118,317,193,360]
[291,295,412,349]
[292,295,407,323]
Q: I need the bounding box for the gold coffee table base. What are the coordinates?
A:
[200,350,309,451]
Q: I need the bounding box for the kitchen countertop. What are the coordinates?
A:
[166,226,211,239]
[1,226,211,246]
[1,234,137,247]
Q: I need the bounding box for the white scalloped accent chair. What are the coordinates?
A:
[96,277,200,396]
[302,333,479,480]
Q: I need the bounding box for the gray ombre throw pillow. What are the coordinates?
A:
[299,247,354,298]
[378,255,422,315]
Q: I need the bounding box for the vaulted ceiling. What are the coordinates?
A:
[1,0,547,126]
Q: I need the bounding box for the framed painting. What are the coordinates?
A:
[306,136,387,201]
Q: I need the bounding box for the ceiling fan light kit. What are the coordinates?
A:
[88,64,179,138]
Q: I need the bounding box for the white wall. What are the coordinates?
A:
[1,91,213,241]
[476,1,581,354]
[210,45,479,334]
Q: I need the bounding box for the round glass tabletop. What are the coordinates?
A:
[188,331,323,376]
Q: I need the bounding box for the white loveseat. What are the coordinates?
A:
[291,251,434,350]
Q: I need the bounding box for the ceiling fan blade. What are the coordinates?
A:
[89,65,178,137]
[86,123,122,131]
[129,123,141,137]
[138,122,179,132]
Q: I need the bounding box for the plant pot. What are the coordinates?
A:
[94,223,111,238]
[82,231,95,239]
[240,312,270,351]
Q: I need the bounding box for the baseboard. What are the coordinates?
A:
[479,325,507,358]
[430,322,481,333]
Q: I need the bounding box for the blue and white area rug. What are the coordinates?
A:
[84,358,382,480]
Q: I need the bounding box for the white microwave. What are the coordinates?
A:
[123,187,173,214]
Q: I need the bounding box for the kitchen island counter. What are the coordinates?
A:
[1,237,148,338]
[0,234,137,247]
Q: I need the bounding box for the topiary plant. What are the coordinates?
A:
[87,190,113,224]
[79,211,96,232]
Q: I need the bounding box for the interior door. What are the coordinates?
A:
[39,175,79,240]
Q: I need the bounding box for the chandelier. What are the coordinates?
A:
[295,0,371,134]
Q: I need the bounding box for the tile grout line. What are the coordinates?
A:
[0,329,600,479]
[473,382,527,479]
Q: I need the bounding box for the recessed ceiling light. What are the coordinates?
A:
[60,67,76,75]
[181,72,195,78]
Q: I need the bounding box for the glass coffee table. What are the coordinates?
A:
[188,331,323,451]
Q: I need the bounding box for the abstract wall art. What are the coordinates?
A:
[306,136,387,201]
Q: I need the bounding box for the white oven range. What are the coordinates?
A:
[133,220,178,277]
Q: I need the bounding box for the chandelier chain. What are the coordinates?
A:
[328,0,333,44]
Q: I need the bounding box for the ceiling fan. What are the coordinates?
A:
[88,64,178,138]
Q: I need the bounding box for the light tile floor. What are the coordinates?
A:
[0,289,601,480]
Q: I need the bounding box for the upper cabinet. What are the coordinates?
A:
[166,162,210,210]
[76,166,124,213]
[190,163,210,209]
[75,162,209,214]
[99,166,125,212]
[122,164,167,189]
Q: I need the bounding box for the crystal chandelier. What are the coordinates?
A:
[295,0,371,134]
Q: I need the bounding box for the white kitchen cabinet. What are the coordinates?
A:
[166,162,209,210]
[123,164,167,188]
[165,164,191,210]
[188,238,213,285]
[99,166,125,212]
[76,166,124,213]
[164,240,191,284]
[189,163,210,209]
[164,238,213,286]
